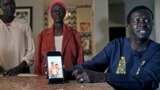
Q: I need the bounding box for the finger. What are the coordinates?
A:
[45,71,48,75]
[12,71,19,76]
[6,69,17,76]
[75,73,88,83]
[72,69,83,76]
[72,69,79,76]
[76,74,84,80]
[77,72,89,83]
[8,70,16,76]
[63,65,65,68]
[45,71,48,79]
[82,75,90,83]
[5,70,12,76]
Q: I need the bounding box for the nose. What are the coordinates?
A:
[138,20,147,27]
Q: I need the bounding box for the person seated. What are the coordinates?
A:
[65,5,160,90]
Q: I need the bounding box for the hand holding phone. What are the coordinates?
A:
[47,51,64,84]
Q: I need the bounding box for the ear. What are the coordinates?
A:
[152,21,154,26]
[126,24,130,29]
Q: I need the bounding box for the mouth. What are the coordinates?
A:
[139,30,146,34]
[137,27,147,34]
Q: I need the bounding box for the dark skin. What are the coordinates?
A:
[51,4,66,36]
[72,9,153,83]
[0,0,27,76]
[0,0,15,23]
[128,9,153,52]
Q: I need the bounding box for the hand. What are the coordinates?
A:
[0,66,5,74]
[63,67,76,81]
[72,69,107,83]
[45,64,48,79]
[5,61,27,76]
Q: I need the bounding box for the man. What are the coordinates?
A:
[34,0,84,76]
[0,0,35,76]
[66,6,160,90]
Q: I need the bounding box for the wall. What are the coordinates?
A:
[15,0,44,73]
[109,4,125,26]
[155,0,160,43]
[77,7,92,32]
[15,0,44,41]
[92,0,109,54]
[76,6,93,60]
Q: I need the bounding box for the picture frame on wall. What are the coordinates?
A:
[15,7,32,29]
[80,22,91,32]
[80,22,92,55]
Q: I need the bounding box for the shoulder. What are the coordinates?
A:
[104,38,129,52]
[38,28,50,37]
[149,40,160,50]
[108,38,127,46]
[103,38,128,52]
[65,25,79,34]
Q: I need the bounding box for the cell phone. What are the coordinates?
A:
[46,51,64,84]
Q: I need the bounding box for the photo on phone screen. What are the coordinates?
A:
[47,51,64,84]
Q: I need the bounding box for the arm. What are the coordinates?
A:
[64,43,112,80]
[72,65,160,90]
[107,74,158,90]
[34,33,43,75]
[73,51,160,90]
[21,21,35,66]
[78,43,112,72]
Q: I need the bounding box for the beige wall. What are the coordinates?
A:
[155,0,160,43]
[15,0,44,41]
[15,0,44,73]
[76,7,93,60]
[92,0,109,54]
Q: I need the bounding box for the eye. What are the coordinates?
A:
[144,19,151,23]
[134,18,140,24]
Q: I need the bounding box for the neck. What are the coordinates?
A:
[0,15,15,23]
[53,23,63,36]
[130,38,149,52]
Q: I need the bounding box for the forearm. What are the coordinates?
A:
[24,24,35,66]
[106,73,159,90]
[22,43,35,66]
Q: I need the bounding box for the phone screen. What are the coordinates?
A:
[47,56,63,78]
[47,51,64,84]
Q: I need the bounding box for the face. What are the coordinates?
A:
[0,0,16,17]
[128,9,153,40]
[51,4,65,23]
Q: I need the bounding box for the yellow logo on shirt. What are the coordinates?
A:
[116,56,126,74]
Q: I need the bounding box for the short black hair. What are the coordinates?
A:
[127,5,153,24]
